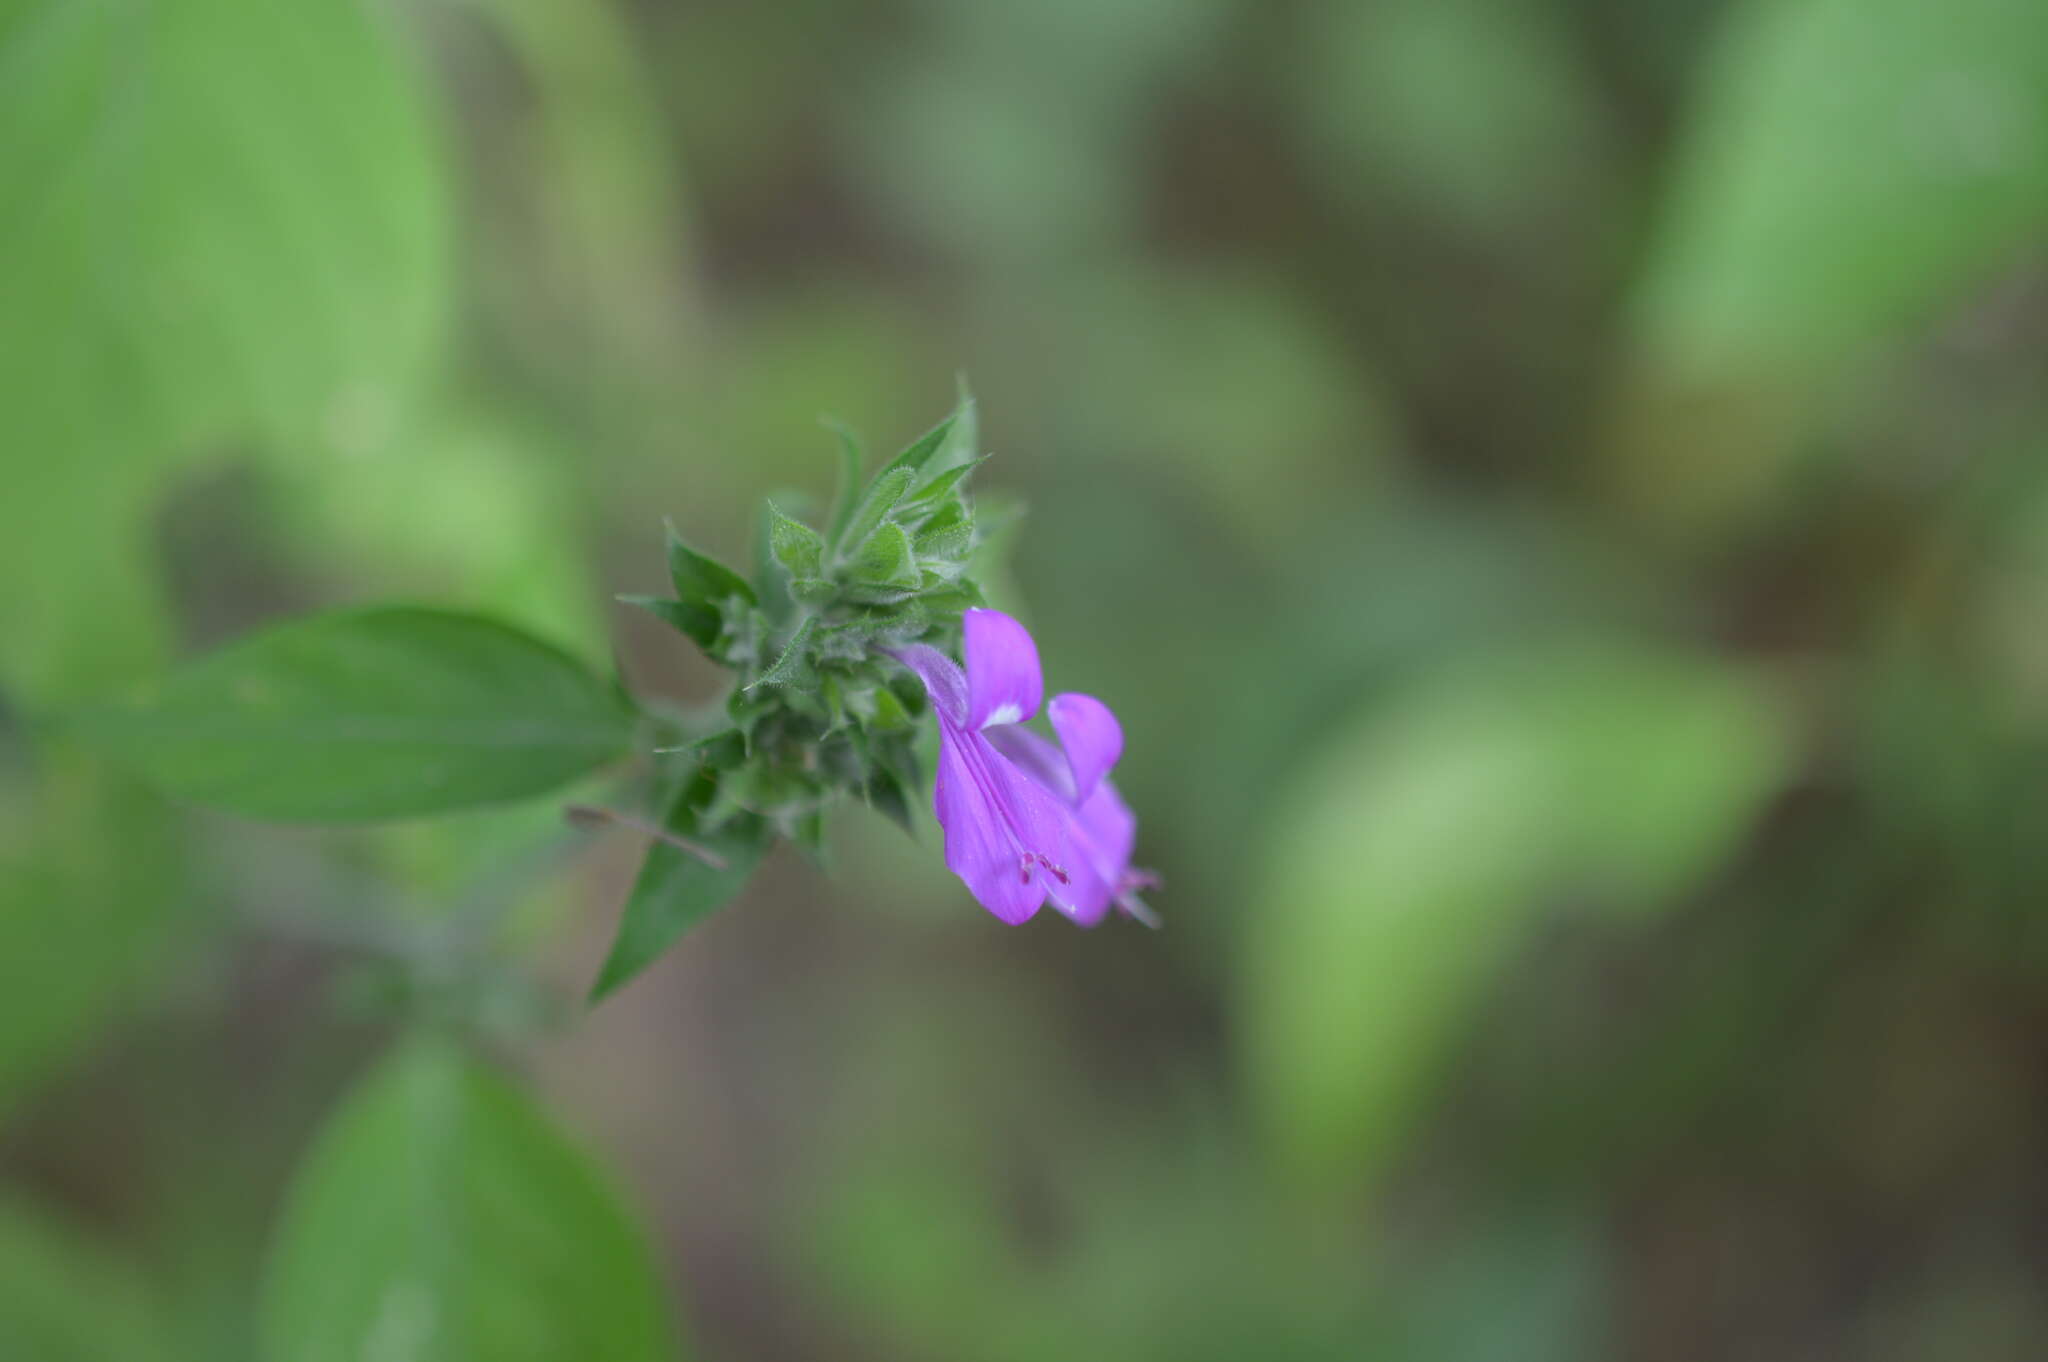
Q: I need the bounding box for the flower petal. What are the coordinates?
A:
[964,608,1043,729]
[1048,693,1122,805]
[930,726,1062,925]
[1048,780,1137,927]
[1048,853,1114,925]
[1076,778,1136,876]
[984,724,1074,803]
[984,727,1135,927]
[891,644,968,726]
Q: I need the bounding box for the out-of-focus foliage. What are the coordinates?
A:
[1616,0,2048,530]
[1244,644,1788,1191]
[6,0,2048,1358]
[0,752,183,1120]
[0,0,447,701]
[261,1037,679,1362]
[0,1193,167,1361]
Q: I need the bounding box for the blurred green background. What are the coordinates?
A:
[6,0,2048,1358]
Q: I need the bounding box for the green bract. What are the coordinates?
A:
[659,409,982,733]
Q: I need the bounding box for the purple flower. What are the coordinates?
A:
[894,609,1156,927]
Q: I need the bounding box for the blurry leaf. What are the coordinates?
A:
[1242,677,1559,1191]
[0,750,183,1119]
[260,1035,678,1362]
[590,763,769,1001]
[1,0,447,703]
[1617,0,2048,527]
[808,1155,1016,1350]
[459,0,699,372]
[0,0,448,463]
[0,470,167,704]
[0,1193,169,1361]
[1297,0,1613,237]
[862,761,916,835]
[1050,263,1399,546]
[1637,0,2048,375]
[273,407,609,665]
[1241,644,1788,1190]
[790,809,828,868]
[849,61,1136,259]
[765,501,826,580]
[73,609,632,822]
[1552,652,1791,910]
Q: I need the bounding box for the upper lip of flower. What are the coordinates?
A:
[893,608,1152,927]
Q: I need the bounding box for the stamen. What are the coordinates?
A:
[1117,890,1163,930]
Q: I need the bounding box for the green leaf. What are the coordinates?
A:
[71,609,633,822]
[911,501,974,562]
[937,377,979,468]
[260,1035,680,1362]
[747,617,820,692]
[911,580,987,616]
[0,1193,170,1361]
[852,522,921,588]
[874,414,958,485]
[618,593,710,640]
[1240,645,1787,1192]
[823,420,869,545]
[863,767,916,835]
[661,521,756,653]
[765,501,826,580]
[855,729,921,836]
[0,0,448,464]
[835,466,916,563]
[590,764,769,1001]
[901,457,988,516]
[789,577,839,606]
[749,500,798,626]
[790,809,829,867]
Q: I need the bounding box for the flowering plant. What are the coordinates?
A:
[74,390,1152,1003]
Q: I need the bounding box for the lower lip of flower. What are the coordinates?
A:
[944,714,1068,889]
